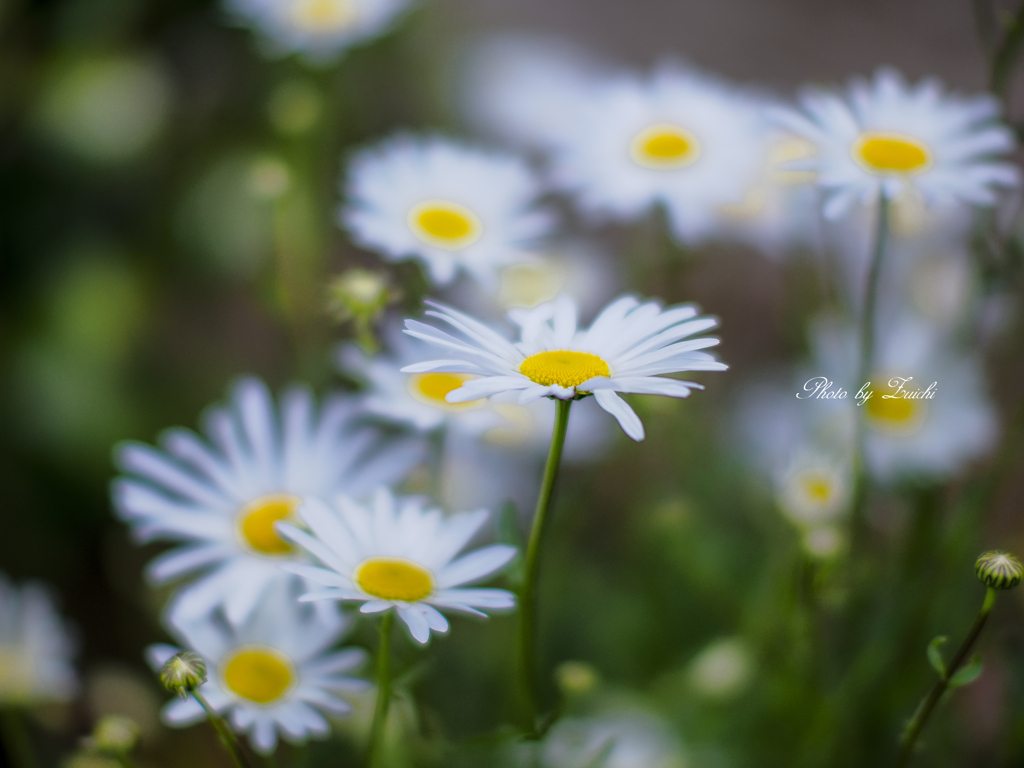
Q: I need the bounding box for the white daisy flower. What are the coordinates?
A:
[341,134,553,287]
[775,67,1019,219]
[224,0,414,63]
[400,294,727,442]
[338,329,505,435]
[0,574,77,704]
[277,488,516,644]
[112,377,423,624]
[147,579,367,754]
[542,63,769,244]
[776,452,853,531]
[817,318,997,481]
[532,709,686,768]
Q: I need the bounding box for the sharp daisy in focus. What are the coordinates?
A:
[341,134,554,286]
[775,67,1019,219]
[401,294,727,441]
[112,377,423,624]
[277,488,517,643]
[224,0,415,62]
[148,580,368,754]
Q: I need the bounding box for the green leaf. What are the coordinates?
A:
[948,655,983,689]
[927,636,948,680]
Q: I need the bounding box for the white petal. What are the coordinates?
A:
[436,545,517,588]
[593,390,645,441]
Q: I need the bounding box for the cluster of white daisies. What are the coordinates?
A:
[8,3,1021,759]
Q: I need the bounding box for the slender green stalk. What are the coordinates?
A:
[517,398,573,735]
[0,708,37,768]
[896,588,997,768]
[368,611,394,767]
[990,0,1024,100]
[850,194,891,539]
[192,690,252,768]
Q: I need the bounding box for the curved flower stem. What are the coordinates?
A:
[517,398,573,736]
[191,690,252,768]
[896,587,997,768]
[368,611,394,767]
[850,194,891,539]
[0,708,37,768]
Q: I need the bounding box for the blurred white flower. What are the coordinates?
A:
[776,452,852,531]
[710,133,823,257]
[539,710,686,768]
[459,33,601,150]
[686,637,753,699]
[113,377,423,624]
[402,294,727,441]
[36,54,171,163]
[775,67,1018,219]
[541,64,769,244]
[278,488,516,643]
[809,316,997,481]
[0,574,77,704]
[225,0,413,63]
[341,134,553,287]
[338,330,505,435]
[148,579,367,754]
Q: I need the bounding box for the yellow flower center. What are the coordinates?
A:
[290,0,357,33]
[407,372,483,411]
[356,558,433,602]
[236,494,300,556]
[853,132,931,175]
[407,200,483,250]
[519,350,611,388]
[801,473,835,504]
[629,123,701,170]
[222,646,295,705]
[865,376,927,434]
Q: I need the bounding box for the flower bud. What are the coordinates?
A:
[976,551,1023,590]
[92,715,139,753]
[159,652,207,698]
[327,269,393,321]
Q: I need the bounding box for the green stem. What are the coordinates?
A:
[192,690,252,768]
[517,398,573,735]
[368,611,394,767]
[895,587,997,768]
[850,194,891,539]
[0,709,37,768]
[991,0,1024,101]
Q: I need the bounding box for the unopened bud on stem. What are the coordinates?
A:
[976,551,1023,591]
[160,651,207,698]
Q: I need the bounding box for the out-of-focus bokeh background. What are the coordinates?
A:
[4,0,1024,766]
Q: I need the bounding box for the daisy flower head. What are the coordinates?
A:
[224,0,414,64]
[0,574,77,704]
[341,134,554,287]
[112,377,423,624]
[808,315,997,481]
[401,294,728,442]
[277,488,517,644]
[149,579,367,754]
[775,67,1019,219]
[543,63,769,244]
